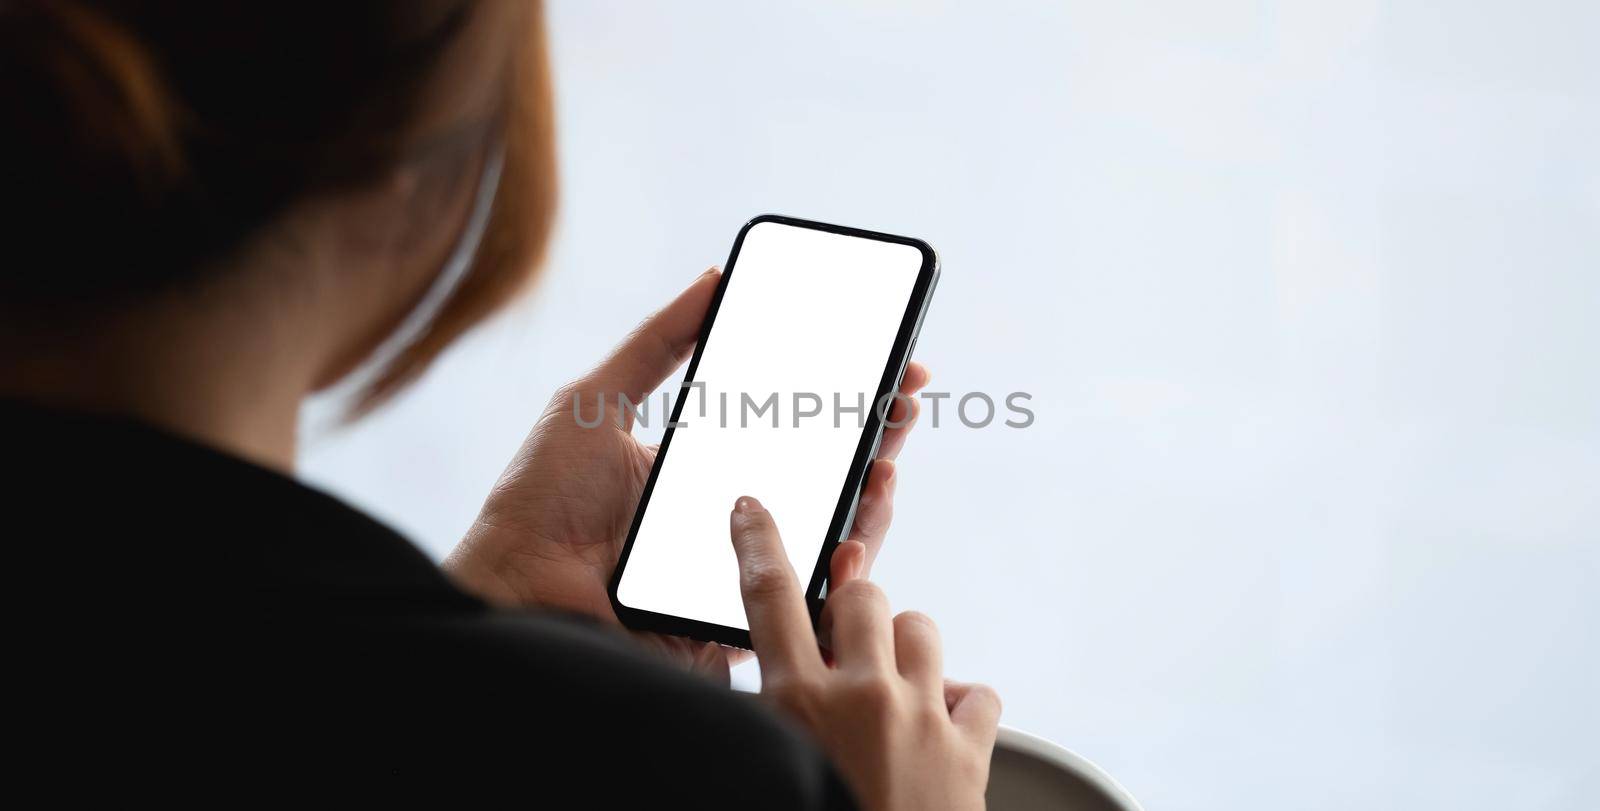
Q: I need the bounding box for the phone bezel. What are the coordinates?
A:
[606,213,940,650]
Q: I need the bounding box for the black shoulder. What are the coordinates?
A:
[292,610,860,809]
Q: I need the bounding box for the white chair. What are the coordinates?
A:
[987,726,1143,810]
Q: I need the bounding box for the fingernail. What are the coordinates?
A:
[734,496,763,514]
[701,266,720,278]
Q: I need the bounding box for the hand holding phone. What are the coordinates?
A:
[728,495,1001,811]
[448,234,931,677]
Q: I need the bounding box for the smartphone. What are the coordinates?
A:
[608,214,939,649]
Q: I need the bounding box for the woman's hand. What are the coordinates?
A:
[444,268,931,675]
[729,496,1000,811]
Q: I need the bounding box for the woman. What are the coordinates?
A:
[0,2,999,805]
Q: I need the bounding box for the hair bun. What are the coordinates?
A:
[1,0,188,297]
[3,0,184,188]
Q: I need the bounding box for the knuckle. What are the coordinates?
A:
[732,510,777,542]
[831,579,887,608]
[893,610,939,635]
[763,673,808,702]
[914,700,949,731]
[842,673,898,708]
[740,559,792,598]
[765,675,823,718]
[969,683,1003,715]
[548,379,580,407]
[553,376,599,407]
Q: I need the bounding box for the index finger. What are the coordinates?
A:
[729,497,822,678]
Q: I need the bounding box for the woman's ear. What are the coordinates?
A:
[297,138,494,395]
[312,140,503,404]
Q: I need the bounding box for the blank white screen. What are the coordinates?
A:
[616,221,923,631]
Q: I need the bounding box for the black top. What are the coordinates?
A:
[5,400,854,802]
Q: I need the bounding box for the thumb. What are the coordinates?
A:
[587,267,720,405]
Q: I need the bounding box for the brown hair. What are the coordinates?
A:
[0,0,556,411]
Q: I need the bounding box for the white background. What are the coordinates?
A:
[618,221,922,630]
[300,2,1600,808]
